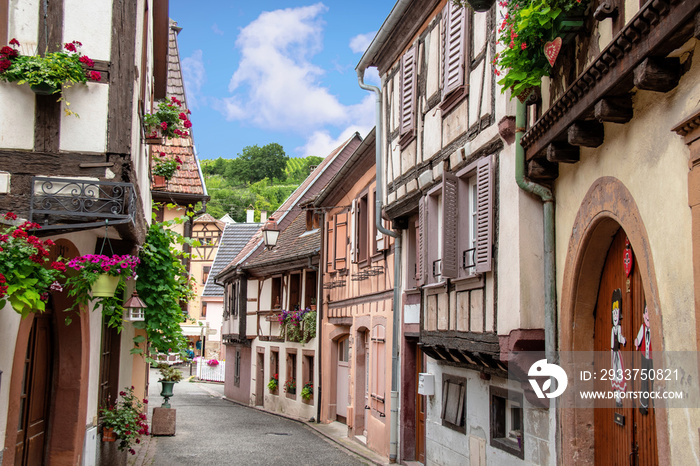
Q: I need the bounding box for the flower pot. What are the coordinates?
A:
[309,305,316,311]
[30,83,59,95]
[153,175,167,189]
[160,380,176,408]
[466,0,495,12]
[91,274,120,298]
[102,427,116,442]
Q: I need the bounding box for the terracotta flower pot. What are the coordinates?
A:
[91,274,120,298]
[153,175,167,189]
[102,427,116,442]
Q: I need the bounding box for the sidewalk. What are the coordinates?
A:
[129,378,387,466]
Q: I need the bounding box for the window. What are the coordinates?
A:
[418,156,493,284]
[399,46,417,148]
[441,1,469,113]
[224,282,238,320]
[202,266,211,284]
[370,324,386,415]
[304,270,317,308]
[201,302,207,318]
[441,375,466,433]
[302,351,314,404]
[270,348,279,394]
[271,277,282,309]
[490,386,524,459]
[355,194,369,264]
[286,350,297,399]
[306,210,320,231]
[289,273,301,310]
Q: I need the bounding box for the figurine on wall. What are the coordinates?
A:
[634,300,652,415]
[611,289,626,407]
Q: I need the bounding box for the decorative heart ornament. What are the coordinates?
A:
[544,37,562,67]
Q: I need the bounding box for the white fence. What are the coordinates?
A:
[196,358,225,383]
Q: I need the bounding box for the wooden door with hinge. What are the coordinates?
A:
[593,228,657,465]
[416,346,426,464]
[256,351,265,406]
[15,313,53,466]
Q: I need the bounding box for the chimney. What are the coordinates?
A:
[246,209,254,223]
[260,211,268,223]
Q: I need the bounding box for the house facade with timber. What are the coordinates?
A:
[0,1,170,464]
[358,1,553,464]
[216,134,361,420]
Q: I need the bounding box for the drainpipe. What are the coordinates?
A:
[358,69,401,463]
[514,100,556,363]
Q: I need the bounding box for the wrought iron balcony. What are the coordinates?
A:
[30,176,137,231]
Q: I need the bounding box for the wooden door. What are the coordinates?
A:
[336,337,349,423]
[15,314,52,466]
[363,331,370,437]
[416,346,426,464]
[256,351,265,406]
[594,229,657,465]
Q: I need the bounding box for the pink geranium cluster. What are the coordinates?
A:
[66,253,140,279]
[144,97,193,139]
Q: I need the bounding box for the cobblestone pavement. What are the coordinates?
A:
[129,369,369,466]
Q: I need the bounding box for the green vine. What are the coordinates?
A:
[134,210,198,359]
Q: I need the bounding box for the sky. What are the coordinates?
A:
[169,1,394,161]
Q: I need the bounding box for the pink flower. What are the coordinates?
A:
[4,212,17,220]
[88,71,101,81]
[79,55,95,67]
[64,42,77,52]
[183,120,192,129]
[160,122,168,130]
[9,38,19,46]
[159,152,166,157]
[178,112,187,120]
[521,42,527,50]
[0,59,11,73]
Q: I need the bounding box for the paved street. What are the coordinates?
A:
[132,369,367,466]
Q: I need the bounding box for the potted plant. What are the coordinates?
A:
[300,382,313,401]
[99,386,149,455]
[268,373,279,393]
[278,308,317,343]
[64,254,139,307]
[158,363,183,408]
[0,212,65,317]
[309,298,316,311]
[144,96,192,143]
[206,358,219,367]
[152,152,183,187]
[283,379,296,395]
[494,0,590,100]
[0,39,101,114]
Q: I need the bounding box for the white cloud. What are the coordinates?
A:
[349,31,376,54]
[211,23,224,36]
[181,49,206,108]
[217,3,362,132]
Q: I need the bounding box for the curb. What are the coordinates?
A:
[221,396,389,466]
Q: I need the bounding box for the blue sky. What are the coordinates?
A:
[169,1,392,161]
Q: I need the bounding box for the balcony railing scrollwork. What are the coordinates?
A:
[30,176,137,231]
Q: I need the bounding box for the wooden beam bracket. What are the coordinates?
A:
[527,157,559,181]
[593,1,618,21]
[633,56,681,92]
[547,141,581,163]
[567,121,604,148]
[595,95,633,123]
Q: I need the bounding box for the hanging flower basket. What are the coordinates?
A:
[91,274,120,298]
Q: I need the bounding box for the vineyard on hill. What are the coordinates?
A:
[201,144,322,223]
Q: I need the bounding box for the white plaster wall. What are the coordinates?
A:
[0,83,35,149]
[554,40,700,466]
[205,302,224,342]
[424,360,554,466]
[63,0,112,60]
[8,0,39,51]
[472,12,488,56]
[59,82,109,153]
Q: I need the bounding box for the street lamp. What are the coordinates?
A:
[262,217,280,250]
[123,290,147,321]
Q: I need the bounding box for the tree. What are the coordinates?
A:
[236,143,289,183]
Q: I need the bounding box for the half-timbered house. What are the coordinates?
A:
[216,134,361,420]
[357,1,552,463]
[0,1,169,464]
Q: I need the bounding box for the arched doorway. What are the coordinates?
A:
[559,177,670,464]
[4,239,90,465]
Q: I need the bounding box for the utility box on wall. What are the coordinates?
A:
[418,373,434,396]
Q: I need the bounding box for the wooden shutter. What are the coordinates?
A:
[474,156,493,273]
[326,215,335,273]
[443,2,467,97]
[400,46,417,139]
[335,212,348,270]
[441,171,459,278]
[417,196,426,286]
[350,199,358,262]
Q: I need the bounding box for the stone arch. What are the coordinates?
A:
[559,176,669,464]
[3,239,90,465]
